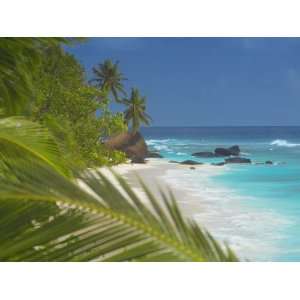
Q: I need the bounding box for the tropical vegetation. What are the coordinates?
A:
[90,59,127,103]
[0,37,238,261]
[123,88,152,133]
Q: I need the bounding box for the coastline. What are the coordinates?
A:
[97,158,291,261]
[98,159,246,253]
[111,158,226,218]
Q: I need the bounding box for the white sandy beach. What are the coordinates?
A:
[95,158,288,261]
[108,158,224,216]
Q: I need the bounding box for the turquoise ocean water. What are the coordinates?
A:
[141,127,300,261]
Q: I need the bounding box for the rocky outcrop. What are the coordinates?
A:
[146,151,163,158]
[211,162,226,166]
[228,145,240,156]
[256,161,274,165]
[180,160,203,165]
[192,151,216,158]
[215,145,240,157]
[131,156,146,164]
[192,145,241,158]
[214,148,232,156]
[225,157,251,164]
[104,131,148,161]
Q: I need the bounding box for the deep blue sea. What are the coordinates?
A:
[141,127,300,261]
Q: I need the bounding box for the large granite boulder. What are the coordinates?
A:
[214,145,240,157]
[225,157,251,164]
[192,145,241,158]
[192,151,216,158]
[131,156,146,164]
[104,131,148,160]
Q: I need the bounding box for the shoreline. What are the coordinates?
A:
[107,158,223,214]
[99,158,290,261]
[113,158,226,218]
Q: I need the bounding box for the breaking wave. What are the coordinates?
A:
[270,139,300,148]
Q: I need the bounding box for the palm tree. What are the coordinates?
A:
[90,59,127,103]
[0,38,238,262]
[123,88,152,133]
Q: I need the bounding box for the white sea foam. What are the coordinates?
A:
[240,152,251,156]
[146,139,171,145]
[160,166,293,261]
[146,139,173,151]
[176,152,187,156]
[270,139,300,147]
[152,145,170,151]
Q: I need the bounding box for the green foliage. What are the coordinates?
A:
[0,145,238,261]
[32,45,127,167]
[32,46,88,119]
[0,116,70,177]
[0,37,239,262]
[123,88,152,133]
[0,38,68,116]
[40,115,88,170]
[98,110,127,137]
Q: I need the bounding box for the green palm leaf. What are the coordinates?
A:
[0,117,70,177]
[90,59,127,103]
[0,151,238,262]
[0,38,69,116]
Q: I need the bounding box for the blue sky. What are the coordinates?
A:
[67,38,300,126]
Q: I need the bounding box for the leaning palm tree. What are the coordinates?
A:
[123,88,152,133]
[0,38,238,262]
[89,59,127,103]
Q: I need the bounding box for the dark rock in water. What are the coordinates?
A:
[190,167,196,170]
[131,156,146,164]
[265,160,273,165]
[214,147,233,157]
[146,151,163,158]
[214,145,240,157]
[192,145,241,158]
[228,145,240,156]
[211,162,225,166]
[225,157,251,164]
[104,131,148,160]
[192,151,216,158]
[180,160,203,165]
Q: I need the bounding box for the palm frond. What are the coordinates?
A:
[0,151,238,262]
[0,117,70,177]
[90,59,126,103]
[123,88,152,132]
[0,38,68,116]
